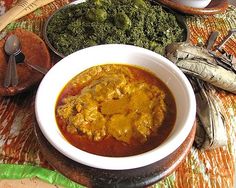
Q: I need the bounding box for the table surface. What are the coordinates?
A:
[0,0,236,188]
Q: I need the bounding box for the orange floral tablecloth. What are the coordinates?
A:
[0,0,235,187]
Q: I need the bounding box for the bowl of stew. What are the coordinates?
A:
[35,44,196,170]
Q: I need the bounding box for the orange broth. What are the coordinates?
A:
[55,64,176,157]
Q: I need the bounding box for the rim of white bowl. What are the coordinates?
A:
[35,44,196,170]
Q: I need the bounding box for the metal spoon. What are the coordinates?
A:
[4,35,20,87]
[13,38,49,75]
[24,59,49,75]
[4,35,48,87]
[16,52,49,75]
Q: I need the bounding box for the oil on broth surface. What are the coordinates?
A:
[55,64,176,157]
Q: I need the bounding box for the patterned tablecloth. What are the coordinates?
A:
[0,0,236,187]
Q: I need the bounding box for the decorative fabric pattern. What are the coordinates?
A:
[0,1,235,187]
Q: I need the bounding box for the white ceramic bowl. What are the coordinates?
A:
[172,0,212,8]
[35,44,196,170]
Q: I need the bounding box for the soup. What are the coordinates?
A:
[55,64,176,157]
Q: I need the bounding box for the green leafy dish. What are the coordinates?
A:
[44,0,188,58]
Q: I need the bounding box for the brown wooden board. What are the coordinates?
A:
[34,122,196,188]
[0,29,51,96]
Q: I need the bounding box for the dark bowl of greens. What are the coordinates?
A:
[43,0,189,58]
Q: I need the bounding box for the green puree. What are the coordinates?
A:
[47,0,184,56]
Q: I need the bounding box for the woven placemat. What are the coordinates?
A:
[0,1,235,187]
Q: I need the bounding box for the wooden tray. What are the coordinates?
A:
[34,122,196,188]
[0,29,51,96]
[157,0,229,15]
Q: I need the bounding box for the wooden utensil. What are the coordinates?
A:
[0,0,55,32]
[0,0,36,32]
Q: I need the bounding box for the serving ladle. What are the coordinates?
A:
[4,34,20,87]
